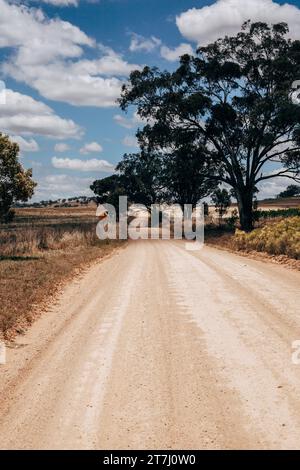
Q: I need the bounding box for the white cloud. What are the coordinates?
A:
[122,135,138,148]
[0,88,50,116]
[35,1,78,5]
[32,174,94,201]
[160,43,193,61]
[54,143,70,152]
[4,53,139,108]
[32,74,123,107]
[74,45,140,76]
[0,0,140,107]
[0,89,82,139]
[113,111,144,129]
[0,0,93,52]
[30,0,100,5]
[11,135,39,152]
[129,33,161,53]
[80,141,103,154]
[258,178,293,200]
[257,167,298,199]
[52,156,114,172]
[176,0,300,45]
[129,32,193,63]
[114,114,135,129]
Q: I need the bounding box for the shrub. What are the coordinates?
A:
[233,217,300,259]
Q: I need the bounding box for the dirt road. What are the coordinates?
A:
[0,240,300,450]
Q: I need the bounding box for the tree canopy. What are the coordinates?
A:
[90,174,125,218]
[211,188,232,224]
[116,151,164,210]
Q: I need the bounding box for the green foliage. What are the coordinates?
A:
[90,175,125,218]
[161,144,217,208]
[227,209,239,230]
[0,133,36,223]
[211,188,231,222]
[116,151,164,209]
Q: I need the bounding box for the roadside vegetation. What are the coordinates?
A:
[205,205,300,263]
[233,217,300,259]
[0,207,123,337]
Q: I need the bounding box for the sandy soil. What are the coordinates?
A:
[0,240,300,450]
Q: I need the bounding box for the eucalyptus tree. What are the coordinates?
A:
[120,22,300,230]
[0,133,36,222]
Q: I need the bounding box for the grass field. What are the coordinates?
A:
[0,205,123,337]
[257,196,300,208]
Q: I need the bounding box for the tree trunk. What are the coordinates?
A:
[236,190,254,232]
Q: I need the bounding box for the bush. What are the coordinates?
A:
[233,217,300,259]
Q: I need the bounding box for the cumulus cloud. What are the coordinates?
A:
[0,0,140,107]
[0,89,82,139]
[4,53,139,108]
[52,156,114,172]
[258,176,296,199]
[54,143,71,152]
[129,32,192,63]
[35,0,100,4]
[122,135,138,148]
[11,135,39,152]
[80,141,103,154]
[113,114,136,129]
[176,0,300,45]
[28,0,99,6]
[0,0,93,51]
[32,174,94,201]
[113,111,145,129]
[160,43,193,61]
[36,1,78,5]
[129,33,161,53]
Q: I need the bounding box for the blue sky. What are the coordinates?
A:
[0,0,300,201]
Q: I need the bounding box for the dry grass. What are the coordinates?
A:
[1,223,101,257]
[0,206,124,337]
[257,197,300,208]
[205,217,300,270]
[15,204,97,221]
[233,217,300,259]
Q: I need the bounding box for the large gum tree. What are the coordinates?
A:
[120,21,300,231]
